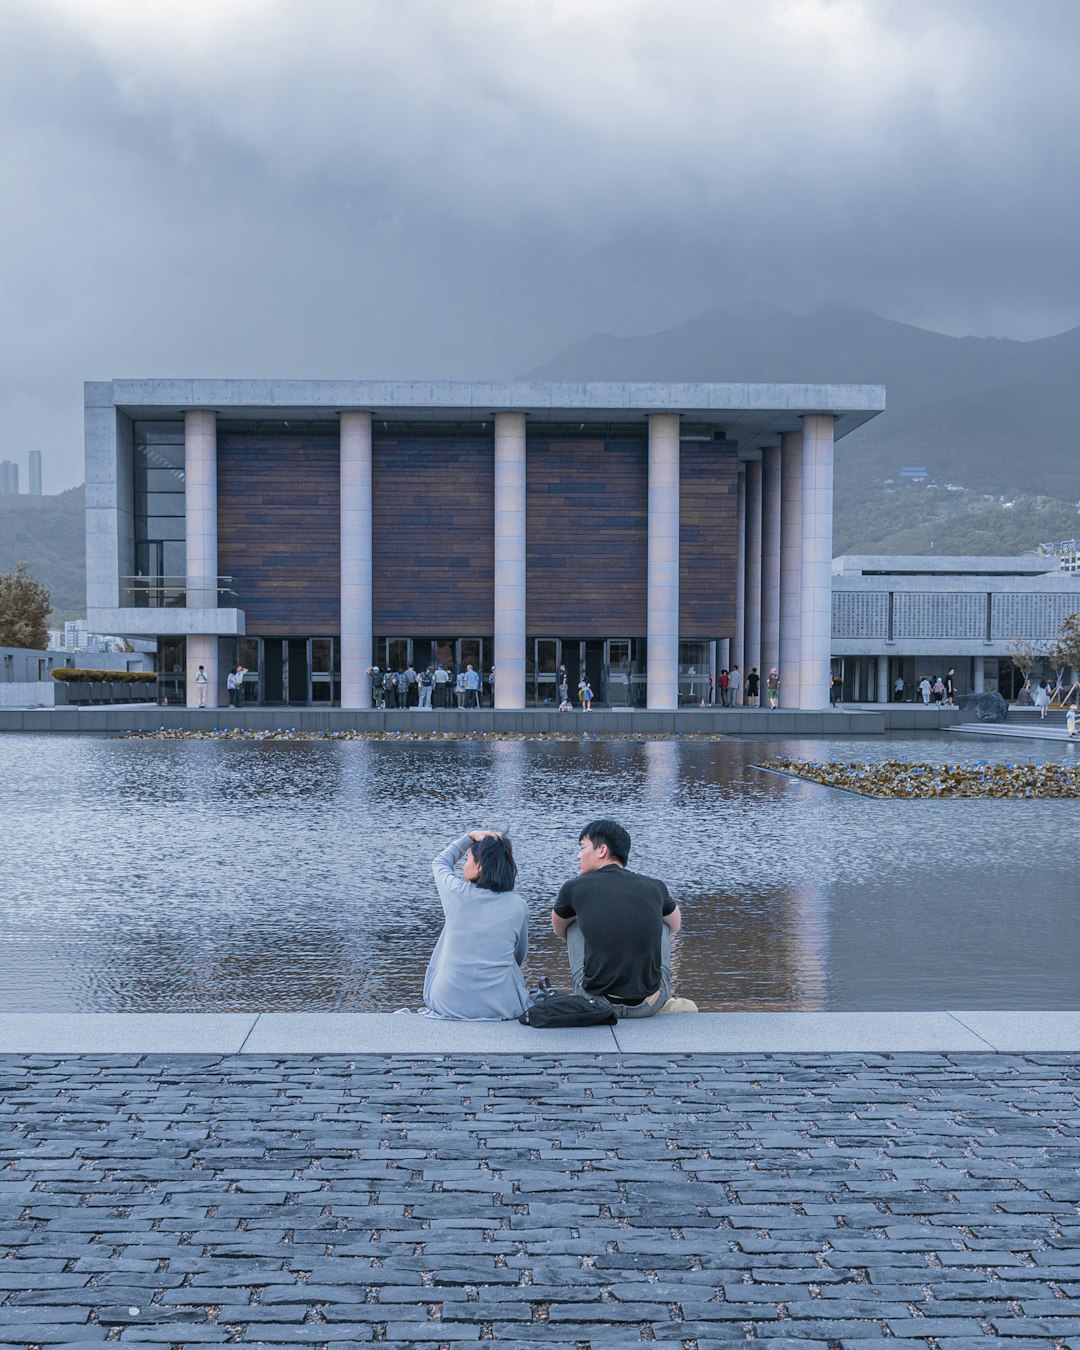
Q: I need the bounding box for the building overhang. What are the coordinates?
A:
[86,608,246,638]
[88,379,886,452]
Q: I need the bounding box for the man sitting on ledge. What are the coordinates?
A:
[551,818,692,1017]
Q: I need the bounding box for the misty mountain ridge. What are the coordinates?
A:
[526,303,1080,506]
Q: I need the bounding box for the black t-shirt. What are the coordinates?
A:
[553,865,676,1004]
[746,671,760,695]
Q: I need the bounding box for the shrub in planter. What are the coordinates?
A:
[51,669,156,683]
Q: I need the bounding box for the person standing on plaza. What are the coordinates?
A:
[418,666,433,710]
[766,668,779,709]
[464,663,482,709]
[405,663,417,707]
[745,667,760,707]
[830,672,842,705]
[582,680,594,710]
[945,668,956,705]
[557,663,569,705]
[1034,680,1051,719]
[919,676,932,704]
[718,668,729,707]
[396,668,409,709]
[433,663,450,708]
[728,665,741,706]
[487,665,496,707]
[456,668,467,709]
[195,664,208,708]
[383,669,397,709]
[894,675,905,702]
[551,819,690,1019]
[368,665,383,708]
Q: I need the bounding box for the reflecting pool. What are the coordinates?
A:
[1,734,1076,1012]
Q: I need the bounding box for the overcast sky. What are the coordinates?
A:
[3,0,1079,490]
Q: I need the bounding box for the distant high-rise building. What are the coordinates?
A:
[0,461,18,495]
[28,451,42,496]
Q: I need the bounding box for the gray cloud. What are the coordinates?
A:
[2,0,1078,489]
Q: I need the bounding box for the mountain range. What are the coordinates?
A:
[527,305,1080,555]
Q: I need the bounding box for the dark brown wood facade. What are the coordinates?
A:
[217,430,341,636]
[215,430,738,639]
[526,435,649,635]
[679,442,738,637]
[372,435,495,633]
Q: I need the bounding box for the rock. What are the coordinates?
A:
[954,691,1009,722]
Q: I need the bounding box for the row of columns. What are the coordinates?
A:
[734,416,835,709]
[182,408,836,710]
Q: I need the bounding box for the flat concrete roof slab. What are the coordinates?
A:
[0,1013,258,1054]
[948,1010,1080,1051]
[242,1012,620,1054]
[612,1011,995,1053]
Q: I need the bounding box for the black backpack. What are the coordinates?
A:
[519,992,617,1028]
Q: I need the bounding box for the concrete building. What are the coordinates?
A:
[85,379,884,711]
[28,451,42,496]
[0,461,17,496]
[831,554,1080,701]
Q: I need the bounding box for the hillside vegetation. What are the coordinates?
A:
[0,486,85,622]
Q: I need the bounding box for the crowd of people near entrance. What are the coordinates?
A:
[421,818,696,1022]
[366,663,492,709]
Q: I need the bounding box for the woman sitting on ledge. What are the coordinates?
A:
[423,830,529,1020]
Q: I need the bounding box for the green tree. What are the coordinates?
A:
[0,561,51,650]
[1048,612,1080,703]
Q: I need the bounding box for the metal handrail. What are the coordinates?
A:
[120,576,238,608]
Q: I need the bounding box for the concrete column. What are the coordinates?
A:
[798,414,835,709]
[185,410,217,607]
[733,466,745,681]
[185,634,218,709]
[647,412,680,710]
[494,412,527,710]
[742,458,762,700]
[778,431,803,708]
[759,444,781,682]
[877,655,889,704]
[184,410,217,708]
[973,655,985,693]
[340,411,373,708]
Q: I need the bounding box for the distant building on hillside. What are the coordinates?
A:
[28,451,42,496]
[1036,538,1080,574]
[832,554,1080,701]
[0,461,17,495]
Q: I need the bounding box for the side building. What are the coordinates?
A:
[831,554,1080,700]
[85,380,884,710]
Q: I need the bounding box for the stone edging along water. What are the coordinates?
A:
[1,1010,1078,1054]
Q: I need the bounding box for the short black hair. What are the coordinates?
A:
[579,819,630,866]
[469,835,518,894]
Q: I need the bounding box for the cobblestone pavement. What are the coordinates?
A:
[1,1053,1078,1349]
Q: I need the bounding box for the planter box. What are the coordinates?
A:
[52,681,159,707]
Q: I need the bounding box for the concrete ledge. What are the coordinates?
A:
[0,706,958,736]
[0,1011,1074,1055]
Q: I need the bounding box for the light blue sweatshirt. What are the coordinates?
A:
[423,835,529,1020]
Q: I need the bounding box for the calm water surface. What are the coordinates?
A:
[1,734,1077,1012]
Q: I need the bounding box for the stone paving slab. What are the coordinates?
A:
[0,1014,259,1055]
[0,1051,1077,1348]
[950,1011,1080,1052]
[242,1012,620,1055]
[612,1011,999,1054]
